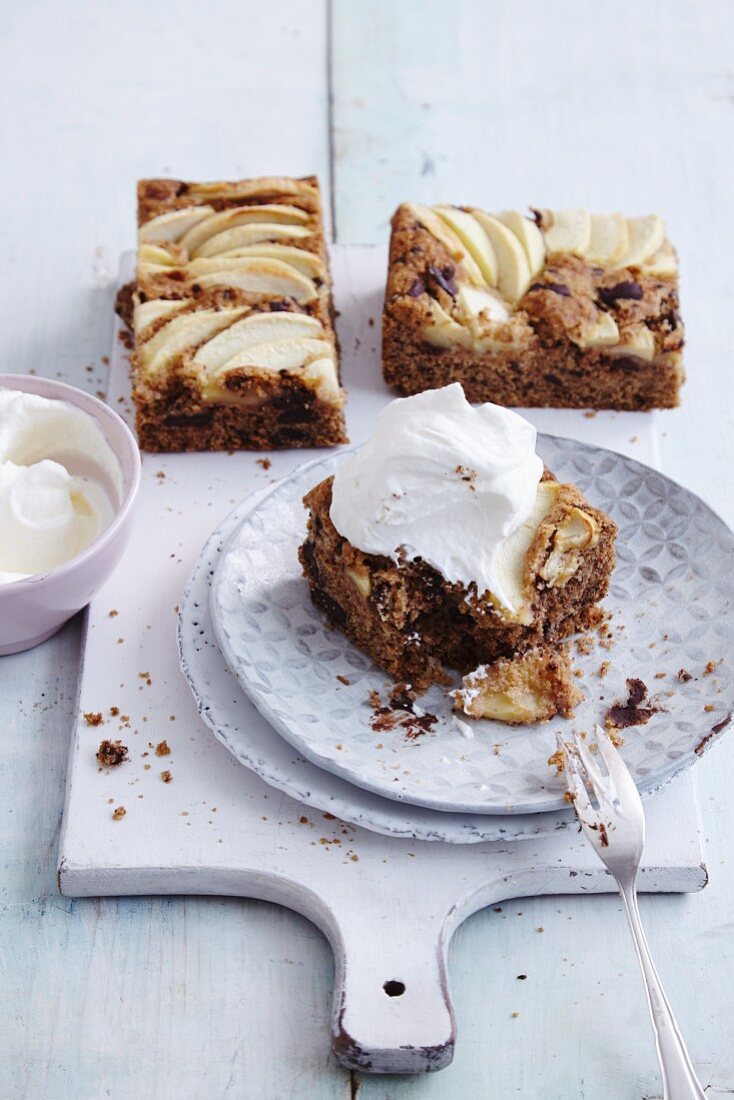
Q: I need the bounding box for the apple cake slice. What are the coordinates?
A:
[130,176,347,452]
[299,384,616,694]
[453,647,583,724]
[382,203,684,410]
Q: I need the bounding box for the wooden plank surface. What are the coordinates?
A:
[1,0,733,1097]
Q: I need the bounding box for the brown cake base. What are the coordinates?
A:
[382,317,682,411]
[299,476,616,692]
[136,389,347,452]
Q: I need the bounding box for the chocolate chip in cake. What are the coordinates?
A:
[426,263,457,297]
[529,282,571,297]
[407,277,426,297]
[597,281,644,307]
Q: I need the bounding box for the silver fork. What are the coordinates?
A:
[557,725,705,1100]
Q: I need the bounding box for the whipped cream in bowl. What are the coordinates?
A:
[329,382,544,615]
[0,376,141,654]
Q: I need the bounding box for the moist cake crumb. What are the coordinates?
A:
[83,711,104,727]
[605,677,659,730]
[155,740,171,756]
[112,805,126,820]
[96,740,129,767]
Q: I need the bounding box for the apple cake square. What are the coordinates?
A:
[129,176,347,452]
[382,203,684,410]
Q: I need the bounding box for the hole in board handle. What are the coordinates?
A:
[383,980,406,997]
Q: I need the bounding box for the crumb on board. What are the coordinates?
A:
[598,661,610,678]
[155,740,171,757]
[108,609,118,618]
[96,740,129,767]
[83,711,104,727]
[109,706,120,717]
[256,457,272,470]
[703,659,720,676]
[678,668,694,683]
[112,806,126,820]
[161,770,172,783]
[139,671,152,686]
[336,675,351,686]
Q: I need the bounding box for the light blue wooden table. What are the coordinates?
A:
[1,3,733,1097]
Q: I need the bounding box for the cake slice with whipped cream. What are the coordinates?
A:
[299,383,616,702]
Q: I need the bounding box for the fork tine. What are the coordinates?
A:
[593,723,644,813]
[556,735,595,819]
[569,730,609,796]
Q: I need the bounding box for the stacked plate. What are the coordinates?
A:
[179,435,734,844]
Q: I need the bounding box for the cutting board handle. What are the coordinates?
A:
[330,911,454,1074]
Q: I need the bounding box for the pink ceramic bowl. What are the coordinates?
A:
[0,375,141,655]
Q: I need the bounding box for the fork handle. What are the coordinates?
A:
[618,879,705,1100]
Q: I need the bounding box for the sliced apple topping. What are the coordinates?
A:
[587,213,629,265]
[540,209,592,256]
[574,311,620,349]
[640,240,677,277]
[200,244,325,279]
[405,204,485,286]
[133,298,188,335]
[471,211,533,301]
[138,205,216,244]
[138,241,187,267]
[539,507,599,587]
[187,178,318,203]
[200,335,339,405]
[456,285,510,329]
[487,481,559,623]
[192,257,318,302]
[193,312,323,373]
[138,307,248,379]
[178,204,311,254]
[433,205,499,286]
[495,211,546,276]
[618,215,666,268]
[608,325,656,361]
[193,222,313,259]
[422,297,473,349]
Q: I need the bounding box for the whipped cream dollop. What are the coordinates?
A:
[0,389,122,584]
[329,383,543,613]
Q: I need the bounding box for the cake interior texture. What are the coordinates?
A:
[129,175,347,452]
[299,473,616,693]
[382,203,684,410]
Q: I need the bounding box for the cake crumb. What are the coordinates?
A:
[109,706,120,717]
[96,740,128,767]
[703,660,720,676]
[336,675,351,686]
[256,457,272,470]
[112,805,126,820]
[83,711,104,727]
[598,661,610,678]
[155,740,171,757]
[678,668,694,683]
[108,609,119,618]
[548,749,565,775]
[704,704,715,713]
[139,671,152,686]
[605,678,660,730]
[161,770,172,783]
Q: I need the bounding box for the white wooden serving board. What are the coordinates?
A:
[58,246,705,1075]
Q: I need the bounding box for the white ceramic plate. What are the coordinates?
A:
[179,495,579,843]
[208,436,734,814]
